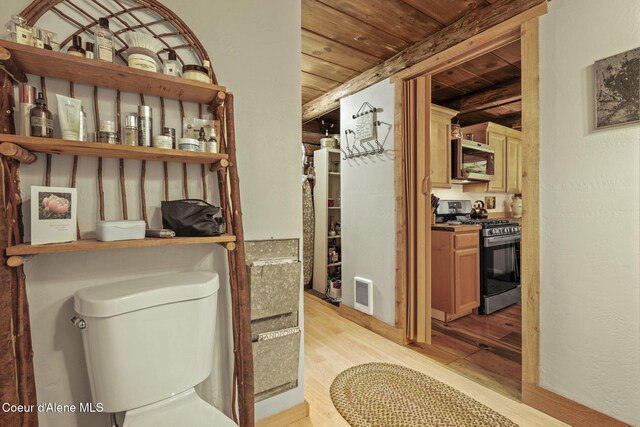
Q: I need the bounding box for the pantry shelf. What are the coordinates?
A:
[0,134,229,165]
[6,235,236,256]
[0,40,226,104]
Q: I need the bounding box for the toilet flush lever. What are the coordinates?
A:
[70,316,86,329]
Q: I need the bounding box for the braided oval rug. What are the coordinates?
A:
[330,363,519,427]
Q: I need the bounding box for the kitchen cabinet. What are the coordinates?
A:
[430,104,459,188]
[461,122,522,194]
[431,227,480,322]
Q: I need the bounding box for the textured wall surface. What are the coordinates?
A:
[0,0,302,425]
[539,1,640,424]
[340,79,396,325]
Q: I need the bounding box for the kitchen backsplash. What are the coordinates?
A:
[432,185,515,214]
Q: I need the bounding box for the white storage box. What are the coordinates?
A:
[96,220,145,242]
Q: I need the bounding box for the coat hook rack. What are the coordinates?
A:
[343,101,388,160]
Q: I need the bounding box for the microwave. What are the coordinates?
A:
[452,139,495,182]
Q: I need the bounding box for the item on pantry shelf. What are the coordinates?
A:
[85,42,94,59]
[511,194,522,219]
[451,123,463,139]
[328,198,335,207]
[99,120,116,133]
[18,83,36,137]
[162,127,176,147]
[183,118,217,141]
[123,113,138,146]
[178,137,199,152]
[67,35,84,57]
[145,229,176,238]
[94,17,114,62]
[198,127,207,152]
[30,186,77,245]
[79,107,87,142]
[31,27,44,49]
[206,133,218,153]
[96,220,146,242]
[182,64,210,83]
[335,222,341,235]
[161,199,221,237]
[56,94,82,140]
[95,131,118,144]
[163,50,180,77]
[30,92,53,138]
[128,52,158,72]
[6,15,32,46]
[137,105,153,147]
[153,135,173,149]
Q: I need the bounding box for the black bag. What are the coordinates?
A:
[161,199,222,237]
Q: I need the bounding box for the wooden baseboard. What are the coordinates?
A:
[256,400,310,427]
[522,383,631,427]
[337,304,405,345]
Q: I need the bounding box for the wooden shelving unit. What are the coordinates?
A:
[6,235,236,256]
[312,148,342,295]
[0,40,226,104]
[0,134,229,165]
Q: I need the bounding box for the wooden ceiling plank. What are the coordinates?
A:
[491,39,522,65]
[430,66,495,92]
[302,0,547,122]
[302,53,360,83]
[302,29,381,72]
[302,0,409,59]
[302,71,343,92]
[401,0,491,26]
[456,52,521,83]
[315,0,443,44]
[302,85,326,104]
[444,78,521,113]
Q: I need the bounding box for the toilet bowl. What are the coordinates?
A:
[73,272,236,426]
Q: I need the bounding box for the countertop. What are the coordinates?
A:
[431,224,482,232]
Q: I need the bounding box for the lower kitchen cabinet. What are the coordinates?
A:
[431,228,480,322]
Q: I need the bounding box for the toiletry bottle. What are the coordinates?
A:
[94,18,114,62]
[7,15,32,46]
[207,133,218,153]
[30,92,53,138]
[202,59,212,83]
[123,113,138,146]
[19,84,36,137]
[198,127,207,152]
[137,105,152,147]
[32,28,44,49]
[43,31,53,50]
[67,35,85,58]
[163,50,180,77]
[79,106,87,141]
[85,42,94,59]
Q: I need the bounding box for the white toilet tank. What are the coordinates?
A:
[74,272,219,413]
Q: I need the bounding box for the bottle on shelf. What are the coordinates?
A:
[94,18,114,62]
[198,127,207,152]
[163,50,180,77]
[85,42,94,59]
[30,92,53,138]
[202,59,213,83]
[67,35,85,58]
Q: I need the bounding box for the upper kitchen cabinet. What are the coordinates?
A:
[431,104,459,188]
[461,122,522,194]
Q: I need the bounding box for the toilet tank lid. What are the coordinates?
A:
[74,272,220,318]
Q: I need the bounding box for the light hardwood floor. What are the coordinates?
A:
[300,294,566,427]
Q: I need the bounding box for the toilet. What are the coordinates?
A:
[73,271,236,427]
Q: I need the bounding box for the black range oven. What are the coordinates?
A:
[477,223,521,314]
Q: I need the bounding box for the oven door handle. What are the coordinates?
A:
[484,234,521,247]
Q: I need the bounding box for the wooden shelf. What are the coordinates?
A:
[328,235,341,239]
[329,172,341,175]
[0,134,229,165]
[328,262,342,267]
[0,40,226,104]
[328,206,341,210]
[6,235,236,256]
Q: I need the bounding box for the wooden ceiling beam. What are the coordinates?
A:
[302,0,546,122]
[444,78,521,114]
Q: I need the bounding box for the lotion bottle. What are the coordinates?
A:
[19,84,36,137]
[94,18,114,62]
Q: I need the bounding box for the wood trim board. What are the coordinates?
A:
[256,400,310,427]
[522,384,631,427]
[337,304,405,345]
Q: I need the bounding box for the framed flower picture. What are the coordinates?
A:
[30,186,77,245]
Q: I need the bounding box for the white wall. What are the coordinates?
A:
[340,79,396,325]
[0,1,302,425]
[539,1,640,425]
[432,185,516,215]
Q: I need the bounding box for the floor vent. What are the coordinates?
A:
[354,277,373,315]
